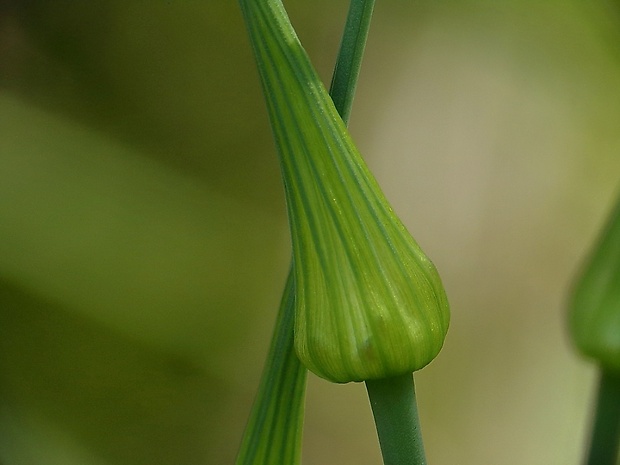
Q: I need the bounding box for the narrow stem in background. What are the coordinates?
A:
[366,374,427,465]
[585,369,620,465]
[330,0,376,123]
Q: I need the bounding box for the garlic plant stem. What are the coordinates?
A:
[329,0,376,124]
[366,374,427,465]
[585,369,620,465]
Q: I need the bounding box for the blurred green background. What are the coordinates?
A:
[1,1,620,464]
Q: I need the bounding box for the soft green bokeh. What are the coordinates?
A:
[2,1,620,464]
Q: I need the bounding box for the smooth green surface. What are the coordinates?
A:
[585,369,620,465]
[366,374,426,465]
[238,0,449,384]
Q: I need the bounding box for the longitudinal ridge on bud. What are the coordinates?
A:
[239,0,450,383]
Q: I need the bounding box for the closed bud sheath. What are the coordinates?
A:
[240,0,449,383]
[570,195,620,373]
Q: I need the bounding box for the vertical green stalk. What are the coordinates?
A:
[585,369,620,465]
[329,0,376,123]
[366,374,427,465]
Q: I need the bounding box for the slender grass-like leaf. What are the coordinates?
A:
[235,273,306,465]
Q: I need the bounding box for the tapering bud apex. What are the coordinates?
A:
[239,0,450,383]
[569,197,620,373]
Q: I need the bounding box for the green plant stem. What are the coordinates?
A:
[330,0,376,123]
[366,374,427,465]
[585,369,620,465]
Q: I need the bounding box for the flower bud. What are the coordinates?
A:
[240,0,450,383]
[569,196,620,373]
